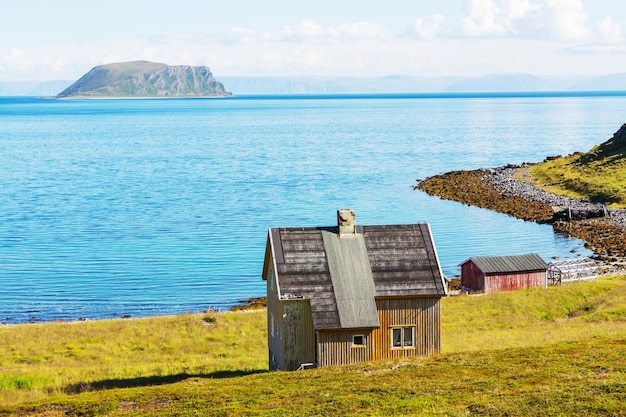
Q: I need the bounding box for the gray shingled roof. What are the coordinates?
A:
[462,253,548,274]
[264,223,446,331]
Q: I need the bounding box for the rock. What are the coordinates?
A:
[416,166,626,260]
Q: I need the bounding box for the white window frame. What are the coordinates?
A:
[391,326,415,349]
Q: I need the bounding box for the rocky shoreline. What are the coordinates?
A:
[416,165,626,265]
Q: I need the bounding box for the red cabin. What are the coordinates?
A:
[460,253,548,293]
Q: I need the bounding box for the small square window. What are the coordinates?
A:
[352,334,365,347]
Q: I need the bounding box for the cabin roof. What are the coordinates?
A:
[263,223,446,331]
[460,253,548,274]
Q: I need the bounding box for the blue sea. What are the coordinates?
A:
[1,92,625,324]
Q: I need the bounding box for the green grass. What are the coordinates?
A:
[1,277,625,416]
[0,309,266,407]
[527,154,626,207]
[526,124,626,207]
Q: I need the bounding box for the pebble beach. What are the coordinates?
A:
[417,165,626,266]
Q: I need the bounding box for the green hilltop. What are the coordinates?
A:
[578,123,626,164]
[528,123,626,207]
[56,61,232,98]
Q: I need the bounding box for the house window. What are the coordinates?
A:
[391,326,415,348]
[352,334,365,347]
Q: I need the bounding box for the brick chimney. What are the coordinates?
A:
[337,209,356,235]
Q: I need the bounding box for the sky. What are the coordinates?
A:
[1,0,626,82]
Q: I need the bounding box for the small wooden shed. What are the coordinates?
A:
[460,253,548,293]
[261,209,447,371]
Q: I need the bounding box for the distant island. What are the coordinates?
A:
[56,61,232,98]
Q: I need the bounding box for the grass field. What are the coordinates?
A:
[1,276,625,416]
[527,153,626,207]
[526,124,626,208]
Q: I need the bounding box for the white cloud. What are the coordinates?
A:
[3,48,34,71]
[139,46,162,62]
[222,20,390,45]
[101,54,123,65]
[328,22,389,40]
[225,27,258,44]
[598,17,622,44]
[542,0,590,41]
[461,0,508,37]
[410,14,445,40]
[283,20,325,41]
[459,0,592,41]
[503,0,534,20]
[294,49,325,68]
[45,57,66,73]
[568,43,626,56]
[498,0,540,34]
[258,47,329,73]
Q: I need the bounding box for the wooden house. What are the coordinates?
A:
[460,253,548,293]
[261,209,447,371]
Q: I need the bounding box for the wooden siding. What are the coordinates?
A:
[485,271,547,292]
[317,329,373,367]
[460,261,485,292]
[316,297,441,367]
[267,262,315,371]
[280,300,315,371]
[265,265,282,371]
[374,297,441,359]
[268,298,316,370]
[461,260,547,293]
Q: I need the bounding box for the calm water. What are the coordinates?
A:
[1,93,625,324]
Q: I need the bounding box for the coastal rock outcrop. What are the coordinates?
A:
[57,61,232,98]
[484,166,608,221]
[416,166,626,260]
[415,168,554,223]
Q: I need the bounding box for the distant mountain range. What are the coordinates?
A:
[4,70,626,97]
[219,73,626,94]
[0,80,75,96]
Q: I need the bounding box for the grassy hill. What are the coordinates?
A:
[527,123,626,208]
[1,276,625,416]
[56,61,232,98]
